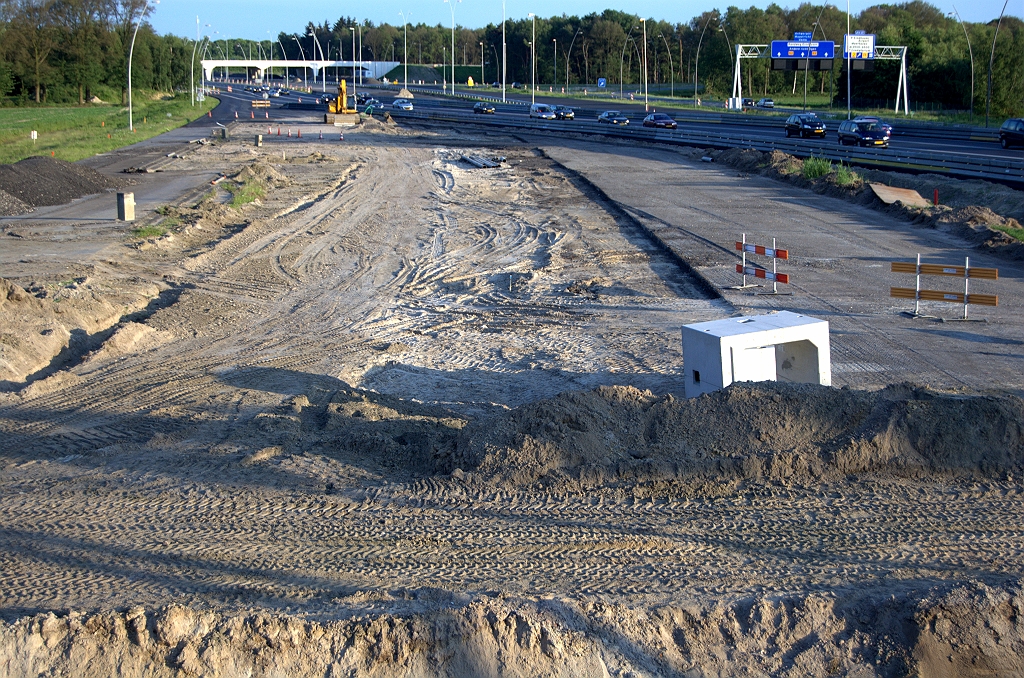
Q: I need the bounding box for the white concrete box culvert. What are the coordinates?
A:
[681,310,831,398]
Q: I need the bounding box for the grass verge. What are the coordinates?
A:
[0,91,218,164]
[130,225,168,239]
[802,156,832,180]
[992,224,1024,243]
[225,180,265,208]
[833,162,859,186]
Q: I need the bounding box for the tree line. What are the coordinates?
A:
[1,0,1021,116]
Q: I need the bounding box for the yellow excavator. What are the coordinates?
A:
[325,79,359,124]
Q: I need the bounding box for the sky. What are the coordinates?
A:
[150,0,1022,42]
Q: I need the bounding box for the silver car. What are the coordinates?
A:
[392,98,414,111]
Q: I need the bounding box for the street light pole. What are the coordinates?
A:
[950,5,974,123]
[846,0,851,119]
[659,33,673,98]
[293,36,306,89]
[349,27,355,97]
[985,0,1009,128]
[126,0,156,131]
[444,0,460,95]
[502,0,506,102]
[480,41,484,86]
[529,13,536,105]
[694,12,716,108]
[620,27,636,100]
[308,30,325,92]
[553,38,556,89]
[566,28,582,91]
[399,12,409,90]
[640,18,648,111]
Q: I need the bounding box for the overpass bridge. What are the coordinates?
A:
[200,59,400,83]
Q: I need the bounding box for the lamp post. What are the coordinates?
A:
[349,27,355,96]
[565,28,582,91]
[529,13,536,104]
[501,0,506,102]
[985,0,1008,128]
[293,36,306,89]
[308,29,325,92]
[127,0,157,132]
[620,27,636,99]
[846,0,851,119]
[444,0,460,95]
[694,11,717,108]
[358,25,363,87]
[719,21,733,107]
[552,38,556,89]
[949,6,974,122]
[640,18,648,111]
[399,12,409,90]
[659,33,673,98]
[190,19,210,105]
[480,41,484,85]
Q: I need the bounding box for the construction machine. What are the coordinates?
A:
[325,79,359,125]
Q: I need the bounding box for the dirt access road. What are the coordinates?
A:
[1,119,1023,677]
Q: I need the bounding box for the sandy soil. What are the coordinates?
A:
[1,120,1023,677]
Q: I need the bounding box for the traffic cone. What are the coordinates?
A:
[51,151,54,156]
[268,126,272,134]
[297,128,301,138]
[265,112,269,119]
[318,130,322,140]
[277,127,281,136]
[339,132,344,141]
[101,121,104,127]
[234,111,238,119]
[208,110,212,117]
[250,111,254,118]
[287,129,291,137]
[298,97,302,103]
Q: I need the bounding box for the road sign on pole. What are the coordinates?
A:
[843,33,876,59]
[770,40,835,59]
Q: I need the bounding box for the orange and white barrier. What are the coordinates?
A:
[734,234,790,294]
[890,254,997,320]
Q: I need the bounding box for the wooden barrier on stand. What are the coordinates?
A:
[890,254,998,321]
[733,234,791,295]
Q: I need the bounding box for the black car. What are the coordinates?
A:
[598,110,629,125]
[473,101,496,114]
[553,105,575,120]
[837,117,890,147]
[642,113,677,129]
[742,97,754,107]
[355,92,371,104]
[785,114,826,138]
[999,118,1024,149]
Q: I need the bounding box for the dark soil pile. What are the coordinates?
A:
[441,382,1024,487]
[0,156,131,210]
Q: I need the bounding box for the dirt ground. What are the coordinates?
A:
[1,119,1024,677]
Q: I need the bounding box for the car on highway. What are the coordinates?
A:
[278,89,291,96]
[363,98,382,109]
[529,103,557,120]
[269,88,281,97]
[392,98,414,111]
[642,112,677,129]
[785,114,826,138]
[356,92,371,104]
[742,97,755,107]
[553,105,575,120]
[999,118,1024,149]
[837,117,890,147]
[598,110,629,125]
[756,98,775,108]
[473,101,496,114]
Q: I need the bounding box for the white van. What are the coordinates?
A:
[529,103,556,120]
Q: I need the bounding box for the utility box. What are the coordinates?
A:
[116,192,135,222]
[682,310,831,398]
[216,127,228,140]
[255,134,263,147]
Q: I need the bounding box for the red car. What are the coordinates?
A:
[642,113,677,129]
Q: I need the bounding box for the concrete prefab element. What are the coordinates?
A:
[116,192,135,222]
[255,134,263,147]
[682,310,831,398]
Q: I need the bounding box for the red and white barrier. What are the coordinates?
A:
[733,234,791,294]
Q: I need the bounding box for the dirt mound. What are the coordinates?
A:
[4,581,1022,677]
[917,205,1024,259]
[443,382,1024,486]
[0,156,130,208]
[397,88,414,99]
[232,160,288,186]
[0,187,31,216]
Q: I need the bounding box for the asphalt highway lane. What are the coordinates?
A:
[199,84,1023,168]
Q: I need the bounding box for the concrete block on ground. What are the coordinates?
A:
[682,310,831,398]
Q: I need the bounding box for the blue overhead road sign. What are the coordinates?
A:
[793,32,813,41]
[770,40,835,59]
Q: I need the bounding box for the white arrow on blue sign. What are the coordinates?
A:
[770,40,835,59]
